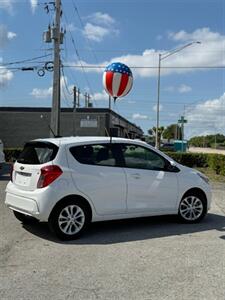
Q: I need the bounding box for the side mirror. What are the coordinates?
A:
[166,161,180,172]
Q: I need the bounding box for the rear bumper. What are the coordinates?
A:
[5,181,51,221]
[5,192,40,218]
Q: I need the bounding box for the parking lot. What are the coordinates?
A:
[1,165,225,300]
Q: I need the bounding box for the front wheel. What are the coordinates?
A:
[49,200,91,240]
[178,192,207,223]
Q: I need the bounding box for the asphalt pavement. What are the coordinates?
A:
[0,164,225,300]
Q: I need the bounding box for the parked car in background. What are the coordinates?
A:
[160,143,175,152]
[0,140,5,169]
[5,137,212,240]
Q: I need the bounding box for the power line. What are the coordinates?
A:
[62,8,95,99]
[71,0,101,70]
[0,54,52,66]
[62,64,225,69]
[61,66,73,95]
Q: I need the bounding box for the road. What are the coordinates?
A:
[189,147,225,155]
[1,165,225,299]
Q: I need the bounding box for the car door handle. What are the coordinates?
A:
[131,173,141,179]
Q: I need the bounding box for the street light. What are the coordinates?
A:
[155,41,201,149]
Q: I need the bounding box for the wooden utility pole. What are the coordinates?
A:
[50,0,62,137]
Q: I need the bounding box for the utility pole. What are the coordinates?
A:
[178,116,187,152]
[84,93,87,107]
[73,86,77,135]
[87,94,91,107]
[50,0,62,137]
[155,53,161,149]
[77,88,80,108]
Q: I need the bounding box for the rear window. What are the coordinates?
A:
[17,142,58,165]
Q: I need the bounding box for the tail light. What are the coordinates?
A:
[37,165,63,188]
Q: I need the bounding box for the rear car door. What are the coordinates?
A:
[67,143,127,215]
[120,143,178,213]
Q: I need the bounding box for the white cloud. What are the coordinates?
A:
[164,86,175,92]
[185,93,225,138]
[91,90,109,101]
[87,12,115,26]
[153,104,163,112]
[0,0,15,14]
[0,66,14,88]
[30,76,74,100]
[67,23,76,32]
[168,27,221,42]
[132,113,149,120]
[7,31,16,39]
[30,0,38,13]
[164,84,192,93]
[178,84,192,93]
[83,23,110,42]
[75,28,225,78]
[0,25,17,48]
[30,87,52,99]
[82,12,118,42]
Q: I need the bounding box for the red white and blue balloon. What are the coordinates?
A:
[103,62,133,100]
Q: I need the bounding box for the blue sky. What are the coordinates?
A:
[0,0,225,138]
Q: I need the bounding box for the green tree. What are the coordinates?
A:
[148,126,164,146]
[163,124,182,141]
[189,134,225,148]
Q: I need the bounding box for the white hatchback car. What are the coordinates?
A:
[5,137,212,240]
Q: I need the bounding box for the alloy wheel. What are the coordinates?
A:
[179,196,204,221]
[58,205,85,235]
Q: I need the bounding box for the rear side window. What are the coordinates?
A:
[17,142,58,165]
[70,144,124,167]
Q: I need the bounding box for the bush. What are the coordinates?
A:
[164,151,225,176]
[207,154,225,176]
[4,148,22,162]
[164,152,208,168]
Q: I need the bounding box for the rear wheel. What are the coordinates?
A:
[13,210,37,224]
[178,192,207,223]
[49,199,91,240]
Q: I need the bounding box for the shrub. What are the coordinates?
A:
[207,154,225,176]
[164,152,208,168]
[164,152,225,176]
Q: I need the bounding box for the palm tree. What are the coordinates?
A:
[148,126,164,146]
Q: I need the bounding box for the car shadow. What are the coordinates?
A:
[22,213,225,245]
[0,163,11,181]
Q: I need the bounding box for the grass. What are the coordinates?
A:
[196,167,225,183]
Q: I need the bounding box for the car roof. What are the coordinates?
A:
[34,136,148,147]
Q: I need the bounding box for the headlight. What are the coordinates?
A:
[197,172,210,184]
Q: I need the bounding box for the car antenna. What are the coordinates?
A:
[40,115,61,138]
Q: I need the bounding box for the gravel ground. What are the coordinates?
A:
[0,164,225,300]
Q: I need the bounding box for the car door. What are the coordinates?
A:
[67,143,127,215]
[120,143,179,213]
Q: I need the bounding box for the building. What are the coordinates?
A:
[0,107,143,148]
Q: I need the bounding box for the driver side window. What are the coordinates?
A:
[122,144,166,170]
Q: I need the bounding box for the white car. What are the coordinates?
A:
[0,139,5,169]
[5,137,212,240]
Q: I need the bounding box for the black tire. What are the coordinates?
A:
[13,210,38,224]
[178,191,207,223]
[48,199,91,240]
